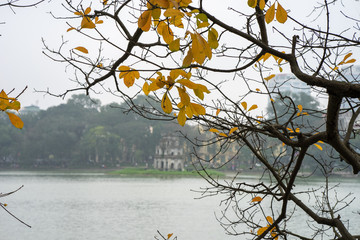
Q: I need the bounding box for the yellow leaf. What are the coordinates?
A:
[265,3,275,24]
[67,27,76,32]
[266,216,273,224]
[259,52,272,62]
[264,74,275,81]
[257,226,268,236]
[118,66,140,88]
[259,0,265,10]
[178,0,191,7]
[185,105,193,118]
[143,82,150,96]
[248,0,257,8]
[8,100,20,111]
[164,8,184,18]
[216,108,220,116]
[287,127,294,133]
[314,143,323,151]
[248,104,258,111]
[177,108,187,126]
[162,93,173,114]
[84,7,91,15]
[74,46,89,54]
[295,128,300,133]
[270,98,275,102]
[169,38,180,52]
[276,3,287,23]
[345,59,356,64]
[182,48,193,67]
[178,87,191,106]
[191,32,211,64]
[193,88,204,100]
[209,128,219,133]
[297,104,303,112]
[208,28,219,49]
[241,101,247,110]
[251,196,263,202]
[343,53,352,62]
[6,112,24,129]
[191,103,206,115]
[0,90,10,111]
[95,17,103,24]
[81,16,96,29]
[153,0,170,8]
[138,10,152,31]
[103,0,108,5]
[219,132,228,137]
[167,233,173,239]
[158,21,174,44]
[151,8,161,20]
[229,127,238,135]
[255,88,261,92]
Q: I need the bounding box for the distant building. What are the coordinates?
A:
[20,105,41,115]
[153,134,185,171]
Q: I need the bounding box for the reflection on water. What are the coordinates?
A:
[0,172,359,240]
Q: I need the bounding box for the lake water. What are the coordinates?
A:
[0,172,359,240]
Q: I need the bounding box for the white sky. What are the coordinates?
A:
[0,0,359,110]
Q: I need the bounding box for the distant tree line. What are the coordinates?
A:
[0,94,189,169]
[1,93,354,173]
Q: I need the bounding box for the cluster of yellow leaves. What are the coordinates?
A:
[282,127,323,151]
[281,127,299,146]
[333,53,357,71]
[248,0,287,24]
[265,2,287,24]
[209,127,238,138]
[241,101,258,111]
[143,69,209,126]
[297,104,308,116]
[257,216,279,240]
[257,52,285,72]
[67,7,103,32]
[118,66,140,88]
[137,0,219,65]
[0,90,23,129]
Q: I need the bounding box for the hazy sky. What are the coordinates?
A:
[0,0,359,110]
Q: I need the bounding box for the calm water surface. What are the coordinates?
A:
[0,172,359,240]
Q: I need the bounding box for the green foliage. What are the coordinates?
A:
[0,95,182,168]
